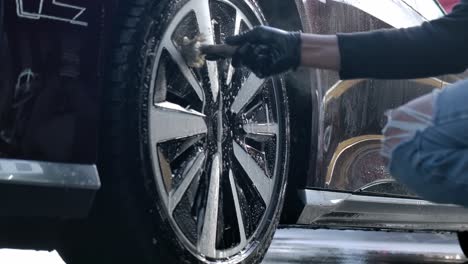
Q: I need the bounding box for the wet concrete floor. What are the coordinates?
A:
[0,228,466,263]
[263,228,467,264]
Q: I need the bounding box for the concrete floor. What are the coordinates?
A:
[0,228,466,263]
[264,228,467,264]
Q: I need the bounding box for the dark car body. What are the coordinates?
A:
[1,0,117,164]
[0,1,451,168]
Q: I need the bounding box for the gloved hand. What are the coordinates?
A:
[225,26,302,78]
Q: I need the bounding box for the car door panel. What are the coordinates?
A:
[297,0,448,197]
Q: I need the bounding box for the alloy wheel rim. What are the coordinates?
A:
[148,0,286,260]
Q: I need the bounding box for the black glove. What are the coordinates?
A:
[225,26,301,78]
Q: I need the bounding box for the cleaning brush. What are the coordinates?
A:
[179,34,237,68]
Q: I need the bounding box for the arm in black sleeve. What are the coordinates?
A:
[338,0,468,80]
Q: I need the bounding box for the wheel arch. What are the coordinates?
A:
[256,0,303,30]
[256,0,317,224]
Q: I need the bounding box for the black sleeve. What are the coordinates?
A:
[337,0,468,80]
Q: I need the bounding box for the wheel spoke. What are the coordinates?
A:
[151,102,207,143]
[172,135,205,162]
[231,74,265,114]
[232,141,272,205]
[243,122,278,137]
[164,40,204,101]
[194,0,220,101]
[229,170,247,245]
[169,152,206,213]
[154,58,167,103]
[198,153,221,257]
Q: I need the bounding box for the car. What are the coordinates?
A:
[1,0,467,263]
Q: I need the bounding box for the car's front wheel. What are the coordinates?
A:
[58,0,289,263]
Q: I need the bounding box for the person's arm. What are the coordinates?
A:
[300,34,341,71]
[337,0,468,79]
[225,0,468,79]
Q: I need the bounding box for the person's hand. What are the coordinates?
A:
[225,26,301,78]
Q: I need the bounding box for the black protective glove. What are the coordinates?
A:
[225,26,302,78]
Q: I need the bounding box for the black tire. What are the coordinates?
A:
[458,232,468,257]
[58,0,289,263]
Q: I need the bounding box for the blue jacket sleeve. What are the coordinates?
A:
[337,0,468,79]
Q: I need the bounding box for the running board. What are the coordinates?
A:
[297,189,468,231]
[0,159,100,218]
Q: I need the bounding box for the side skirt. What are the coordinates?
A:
[0,159,100,218]
[297,189,468,231]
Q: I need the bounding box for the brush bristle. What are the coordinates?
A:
[180,34,206,68]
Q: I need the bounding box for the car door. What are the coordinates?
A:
[299,0,450,197]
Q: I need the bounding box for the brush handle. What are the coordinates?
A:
[200,44,238,59]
